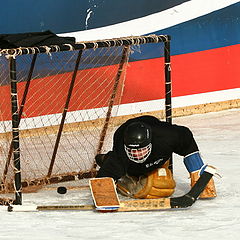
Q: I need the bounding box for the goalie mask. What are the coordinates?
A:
[124,121,152,163]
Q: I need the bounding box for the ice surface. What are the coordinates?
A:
[0,109,239,240]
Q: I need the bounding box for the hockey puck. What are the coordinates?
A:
[57,186,67,194]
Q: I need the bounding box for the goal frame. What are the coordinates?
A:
[0,35,172,205]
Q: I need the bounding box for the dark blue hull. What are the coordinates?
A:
[2,0,189,34]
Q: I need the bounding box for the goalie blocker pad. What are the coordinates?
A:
[89,177,120,211]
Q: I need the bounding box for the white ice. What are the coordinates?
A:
[0,109,239,240]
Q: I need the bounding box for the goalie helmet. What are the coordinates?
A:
[124,121,152,163]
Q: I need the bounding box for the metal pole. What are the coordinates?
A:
[164,38,173,172]
[3,53,37,183]
[164,38,172,124]
[9,57,22,204]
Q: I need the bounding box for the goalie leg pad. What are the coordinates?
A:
[117,161,176,199]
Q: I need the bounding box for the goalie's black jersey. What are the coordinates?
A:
[96,115,199,180]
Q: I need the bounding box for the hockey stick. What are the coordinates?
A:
[7,166,216,212]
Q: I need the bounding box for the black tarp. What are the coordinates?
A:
[0,30,75,49]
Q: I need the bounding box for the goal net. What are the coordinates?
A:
[0,35,171,204]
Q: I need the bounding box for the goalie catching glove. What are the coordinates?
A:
[117,160,176,199]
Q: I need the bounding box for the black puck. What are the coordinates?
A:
[57,186,67,194]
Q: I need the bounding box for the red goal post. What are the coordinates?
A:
[0,35,172,204]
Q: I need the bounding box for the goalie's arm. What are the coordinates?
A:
[96,151,126,181]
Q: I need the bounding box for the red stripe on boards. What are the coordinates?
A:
[0,44,239,121]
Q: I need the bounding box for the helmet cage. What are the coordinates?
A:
[124,143,152,163]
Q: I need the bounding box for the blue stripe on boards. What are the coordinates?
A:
[153,2,240,55]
